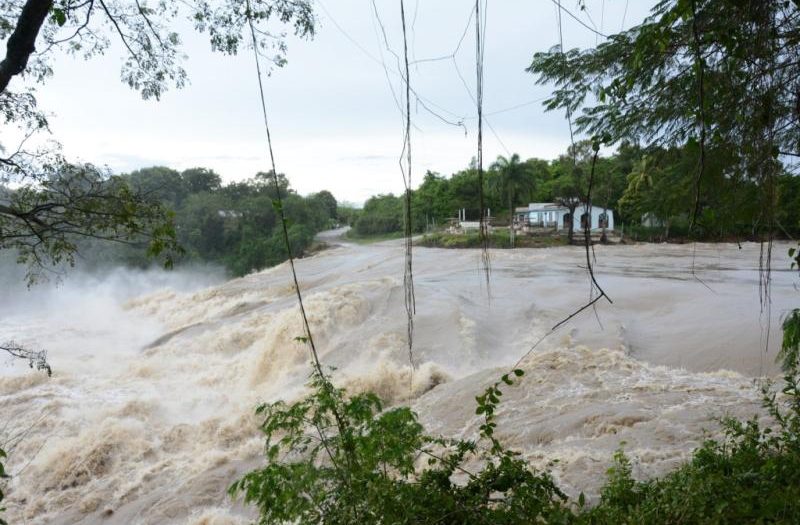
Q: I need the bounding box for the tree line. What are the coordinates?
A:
[75,167,341,277]
[352,140,800,243]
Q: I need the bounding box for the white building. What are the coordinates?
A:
[514,202,614,232]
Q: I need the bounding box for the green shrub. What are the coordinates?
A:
[230,371,573,524]
[419,231,566,249]
[354,194,404,236]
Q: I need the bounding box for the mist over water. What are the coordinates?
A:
[1,263,225,376]
[0,238,796,523]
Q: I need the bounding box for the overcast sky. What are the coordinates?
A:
[25,0,652,204]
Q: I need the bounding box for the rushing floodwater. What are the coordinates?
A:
[1,234,796,523]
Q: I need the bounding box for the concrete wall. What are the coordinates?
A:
[527,206,614,231]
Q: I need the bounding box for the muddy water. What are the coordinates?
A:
[0,236,795,523]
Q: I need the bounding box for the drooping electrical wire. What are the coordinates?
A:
[399,0,416,373]
[245,5,323,379]
[556,0,577,163]
[495,0,617,385]
[369,0,466,133]
[245,5,363,507]
[599,0,605,45]
[475,0,491,293]
[621,0,629,31]
[322,1,531,146]
[549,0,607,39]
[451,49,512,156]
[689,0,707,232]
[555,0,611,318]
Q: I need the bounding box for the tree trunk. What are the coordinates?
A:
[600,208,608,243]
[567,205,576,244]
[508,193,515,248]
[0,0,53,94]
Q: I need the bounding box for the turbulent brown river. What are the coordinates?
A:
[1,233,797,523]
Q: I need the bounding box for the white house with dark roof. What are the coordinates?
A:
[514,202,614,232]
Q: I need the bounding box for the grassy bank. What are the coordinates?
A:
[343,229,407,244]
[418,231,568,249]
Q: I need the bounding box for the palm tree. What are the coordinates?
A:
[489,154,533,247]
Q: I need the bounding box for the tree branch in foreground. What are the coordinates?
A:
[0,341,51,376]
[0,0,53,94]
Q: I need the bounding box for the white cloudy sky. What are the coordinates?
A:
[20,0,652,204]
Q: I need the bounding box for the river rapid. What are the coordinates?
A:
[1,235,796,523]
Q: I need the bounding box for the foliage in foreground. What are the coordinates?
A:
[233,314,800,524]
[230,370,576,524]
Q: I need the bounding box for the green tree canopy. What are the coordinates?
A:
[309,190,338,221]
[182,168,223,194]
[0,0,316,279]
[490,154,534,207]
[528,0,799,231]
[354,194,404,236]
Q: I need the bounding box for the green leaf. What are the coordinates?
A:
[51,7,67,26]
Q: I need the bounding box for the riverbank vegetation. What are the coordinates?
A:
[76,168,340,276]
[343,229,406,244]
[352,141,800,243]
[419,231,566,249]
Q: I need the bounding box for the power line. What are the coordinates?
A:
[464,95,550,119]
[319,1,541,160]
[399,0,417,374]
[599,0,605,45]
[556,0,577,158]
[369,0,465,132]
[408,5,474,66]
[549,0,607,39]
[244,0,325,383]
[581,3,599,33]
[411,0,420,67]
[601,0,605,32]
[621,0,629,31]
[365,0,407,128]
[475,0,491,291]
[452,55,512,156]
[316,0,407,127]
